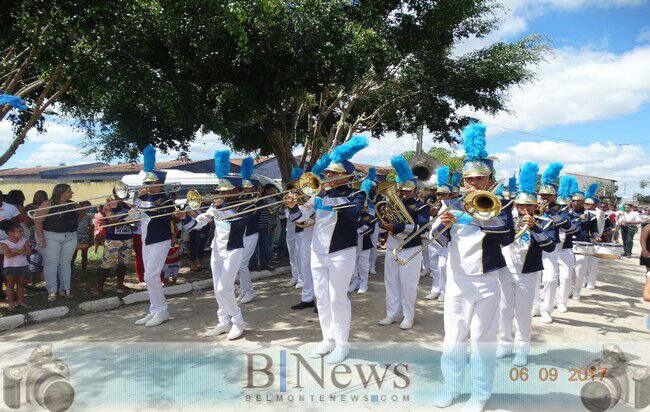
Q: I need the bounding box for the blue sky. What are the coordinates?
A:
[1,0,649,197]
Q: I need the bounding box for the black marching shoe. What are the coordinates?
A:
[291,301,316,310]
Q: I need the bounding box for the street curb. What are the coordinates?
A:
[122,291,149,305]
[79,297,122,312]
[163,283,193,296]
[4,265,292,332]
[28,306,70,323]
[0,314,26,331]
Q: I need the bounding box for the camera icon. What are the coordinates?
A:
[581,344,650,411]
[3,344,74,412]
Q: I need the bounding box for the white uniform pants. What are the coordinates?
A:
[537,246,559,314]
[384,246,422,322]
[211,248,245,326]
[586,255,599,285]
[311,247,356,345]
[238,233,259,294]
[557,248,575,305]
[351,248,371,291]
[573,254,589,296]
[498,271,540,355]
[286,226,302,282]
[429,244,448,295]
[143,239,171,315]
[369,223,379,272]
[440,269,503,402]
[299,229,315,302]
[422,243,431,272]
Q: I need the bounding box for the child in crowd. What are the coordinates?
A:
[0,220,31,310]
[162,222,182,285]
[93,205,106,253]
[73,201,94,274]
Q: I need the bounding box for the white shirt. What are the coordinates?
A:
[620,211,642,225]
[0,202,20,243]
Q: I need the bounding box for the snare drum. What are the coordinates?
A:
[572,241,594,256]
[593,242,623,260]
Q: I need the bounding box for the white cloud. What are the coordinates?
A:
[462,44,650,135]
[638,27,650,43]
[0,119,85,144]
[493,140,650,196]
[21,142,96,166]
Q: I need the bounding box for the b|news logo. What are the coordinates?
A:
[244,350,411,404]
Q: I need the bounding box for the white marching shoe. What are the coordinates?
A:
[325,345,349,364]
[437,292,445,302]
[205,323,231,337]
[496,346,512,359]
[571,292,581,301]
[399,318,413,330]
[357,287,368,294]
[236,292,245,302]
[513,352,528,367]
[239,291,257,304]
[433,389,459,408]
[227,323,246,340]
[295,281,303,289]
[556,303,568,313]
[284,278,298,287]
[540,310,553,324]
[378,316,399,325]
[463,397,487,412]
[134,313,154,325]
[309,341,335,358]
[348,282,359,292]
[531,307,540,317]
[145,310,170,327]
[369,268,377,275]
[586,282,595,290]
[425,292,440,300]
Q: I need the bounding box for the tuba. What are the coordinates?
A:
[375,182,414,226]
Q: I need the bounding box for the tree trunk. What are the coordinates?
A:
[268,129,295,185]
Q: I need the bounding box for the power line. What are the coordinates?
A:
[483,122,650,146]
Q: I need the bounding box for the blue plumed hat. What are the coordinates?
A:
[570,177,584,201]
[214,150,236,191]
[290,166,303,181]
[451,171,462,193]
[506,176,517,198]
[0,94,27,111]
[584,182,600,204]
[240,157,255,188]
[142,145,166,183]
[361,178,373,195]
[557,175,575,205]
[539,162,563,195]
[367,167,377,187]
[462,122,494,177]
[391,155,415,190]
[311,153,331,176]
[326,135,369,174]
[515,162,539,205]
[436,166,451,194]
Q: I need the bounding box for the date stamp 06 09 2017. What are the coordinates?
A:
[508,366,608,383]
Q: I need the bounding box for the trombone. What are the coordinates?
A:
[393,179,504,266]
[27,181,182,219]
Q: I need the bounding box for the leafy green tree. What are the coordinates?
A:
[73,0,546,182]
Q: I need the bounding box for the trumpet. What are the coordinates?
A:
[27,181,182,219]
[393,179,504,266]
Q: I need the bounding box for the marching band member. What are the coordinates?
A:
[182,150,249,339]
[568,179,600,301]
[285,136,368,364]
[290,167,317,310]
[532,162,573,324]
[349,177,378,294]
[133,145,176,327]
[379,156,430,329]
[236,157,261,305]
[284,167,304,288]
[425,166,452,302]
[433,123,514,412]
[368,171,381,276]
[584,183,612,290]
[497,162,555,367]
[553,175,580,313]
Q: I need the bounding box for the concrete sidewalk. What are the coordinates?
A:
[1,248,648,344]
